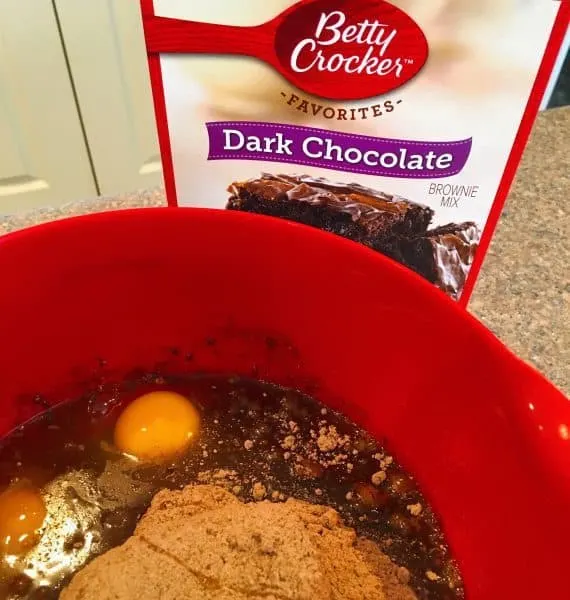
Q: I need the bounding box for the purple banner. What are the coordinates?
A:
[206,121,471,179]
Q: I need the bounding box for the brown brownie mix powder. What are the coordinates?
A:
[62,484,416,600]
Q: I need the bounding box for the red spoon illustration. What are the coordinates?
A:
[143,0,429,100]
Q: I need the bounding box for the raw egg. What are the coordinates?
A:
[0,485,46,555]
[114,391,200,462]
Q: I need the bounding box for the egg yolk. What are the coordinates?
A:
[0,485,46,555]
[114,391,200,462]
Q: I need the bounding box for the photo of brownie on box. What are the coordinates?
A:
[226,173,480,300]
[399,222,480,300]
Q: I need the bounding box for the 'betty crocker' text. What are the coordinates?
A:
[290,11,413,78]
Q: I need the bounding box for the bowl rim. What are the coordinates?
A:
[0,205,564,397]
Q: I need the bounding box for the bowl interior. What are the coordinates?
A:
[0,208,568,598]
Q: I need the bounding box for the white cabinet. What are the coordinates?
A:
[0,0,162,215]
[55,0,162,195]
[0,0,97,214]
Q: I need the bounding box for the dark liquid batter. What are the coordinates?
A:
[0,375,463,599]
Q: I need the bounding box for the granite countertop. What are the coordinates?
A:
[1,108,569,395]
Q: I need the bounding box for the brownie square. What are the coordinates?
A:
[226,173,478,299]
[227,174,433,251]
[399,222,480,300]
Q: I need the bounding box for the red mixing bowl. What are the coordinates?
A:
[0,208,568,599]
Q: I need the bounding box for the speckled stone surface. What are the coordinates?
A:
[0,188,167,233]
[1,109,568,394]
[469,107,569,395]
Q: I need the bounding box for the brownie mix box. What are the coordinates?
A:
[140,0,569,304]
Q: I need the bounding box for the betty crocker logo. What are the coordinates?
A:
[142,0,428,101]
[276,0,428,99]
[289,12,406,77]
